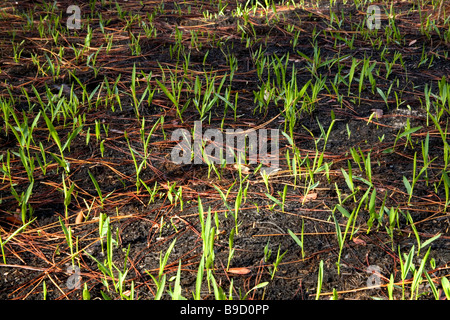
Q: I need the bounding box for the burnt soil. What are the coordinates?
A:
[0,0,449,300]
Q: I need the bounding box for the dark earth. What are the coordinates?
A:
[0,0,449,300]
